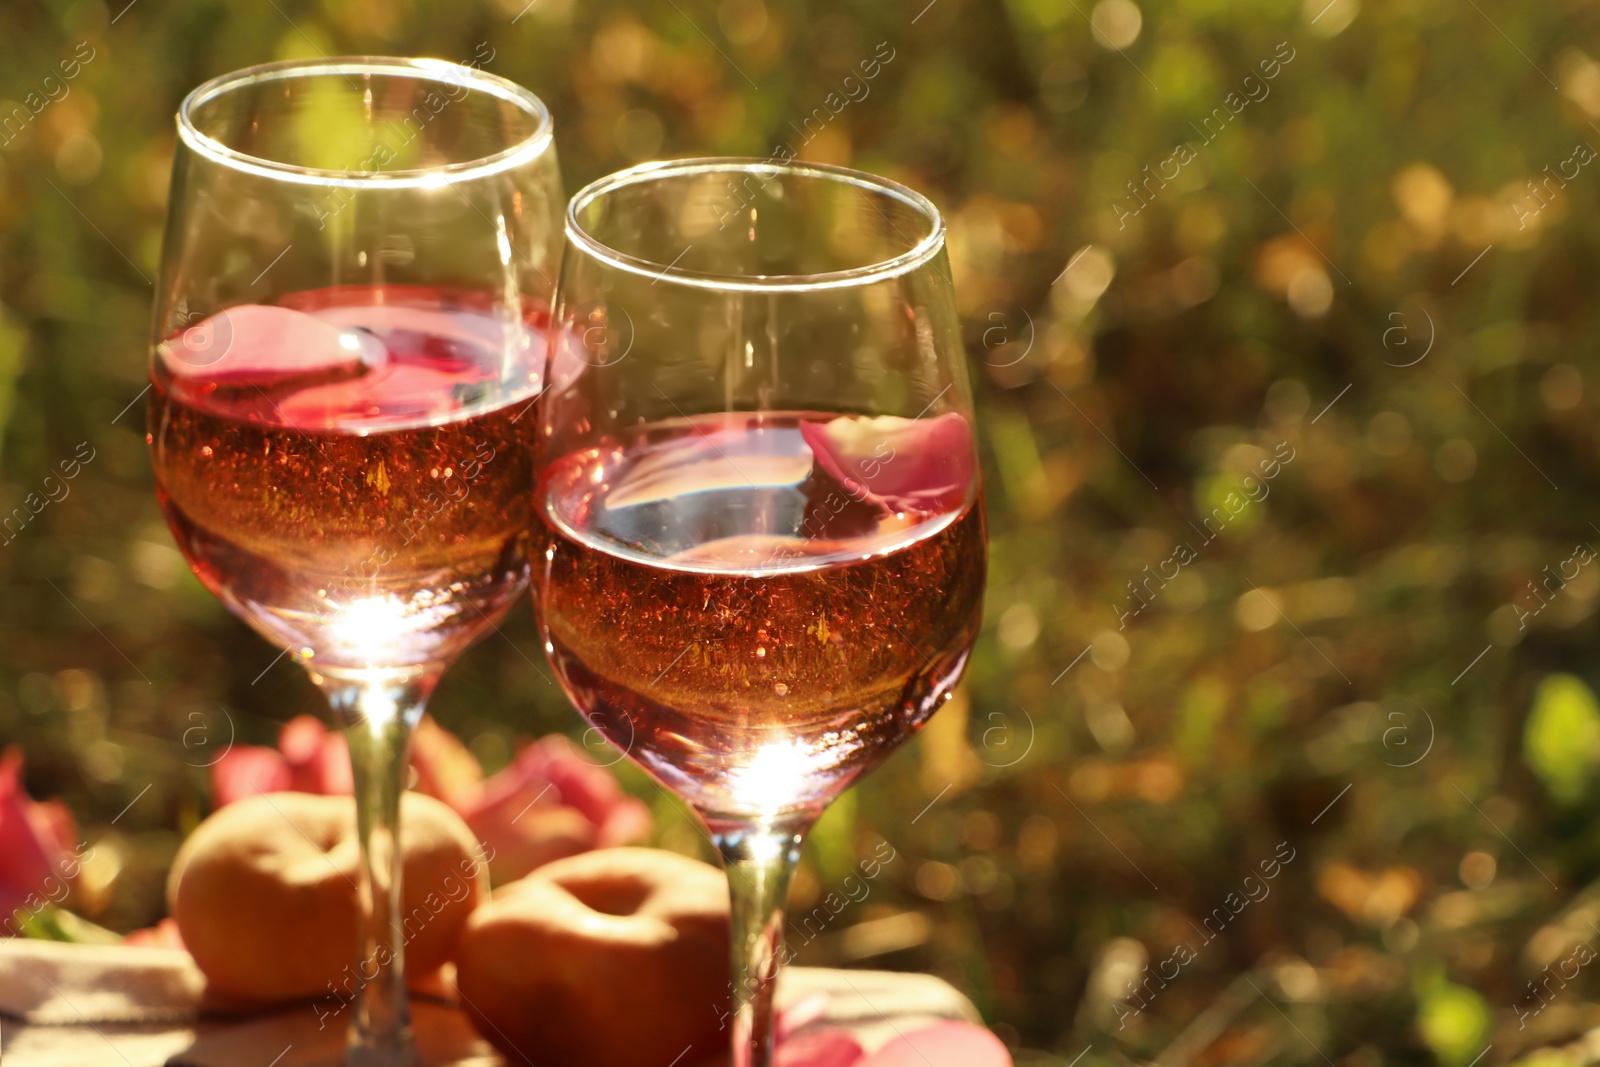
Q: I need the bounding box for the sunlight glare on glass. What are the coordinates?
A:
[323,593,455,666]
[730,739,814,817]
[496,215,514,266]
[360,684,401,727]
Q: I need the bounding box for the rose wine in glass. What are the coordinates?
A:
[537,413,984,817]
[148,60,561,1066]
[533,160,986,1067]
[151,287,541,671]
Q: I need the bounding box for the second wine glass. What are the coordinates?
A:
[532,158,987,1067]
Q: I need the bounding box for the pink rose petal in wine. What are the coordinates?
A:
[272,362,467,429]
[799,412,975,515]
[160,304,379,379]
[857,1022,1012,1067]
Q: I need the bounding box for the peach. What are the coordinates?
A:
[456,847,730,1067]
[168,791,486,1005]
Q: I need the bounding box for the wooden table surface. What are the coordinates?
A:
[1,962,980,1067]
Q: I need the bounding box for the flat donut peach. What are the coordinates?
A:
[456,847,730,1067]
[167,791,486,1005]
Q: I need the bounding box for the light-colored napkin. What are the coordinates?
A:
[0,941,205,1024]
[0,940,980,1067]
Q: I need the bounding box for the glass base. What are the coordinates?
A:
[345,1031,422,1067]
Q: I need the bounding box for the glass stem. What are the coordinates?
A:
[711,814,814,1067]
[317,669,437,1067]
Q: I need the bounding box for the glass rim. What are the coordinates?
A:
[176,56,554,189]
[564,157,947,293]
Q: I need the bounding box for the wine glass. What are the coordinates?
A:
[531,158,986,1067]
[147,58,561,1066]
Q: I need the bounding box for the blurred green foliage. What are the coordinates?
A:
[1418,968,1493,1067]
[8,0,1600,1063]
[1524,675,1600,807]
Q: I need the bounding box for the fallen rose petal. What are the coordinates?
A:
[0,747,77,922]
[777,991,834,1038]
[799,412,975,515]
[209,745,291,809]
[857,1021,1011,1067]
[123,916,186,950]
[772,995,859,1067]
[775,1028,865,1067]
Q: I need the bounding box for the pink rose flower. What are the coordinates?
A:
[210,717,650,884]
[0,746,81,927]
[458,735,653,884]
[207,746,290,809]
[210,714,349,808]
[851,1021,1012,1066]
[276,715,353,795]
